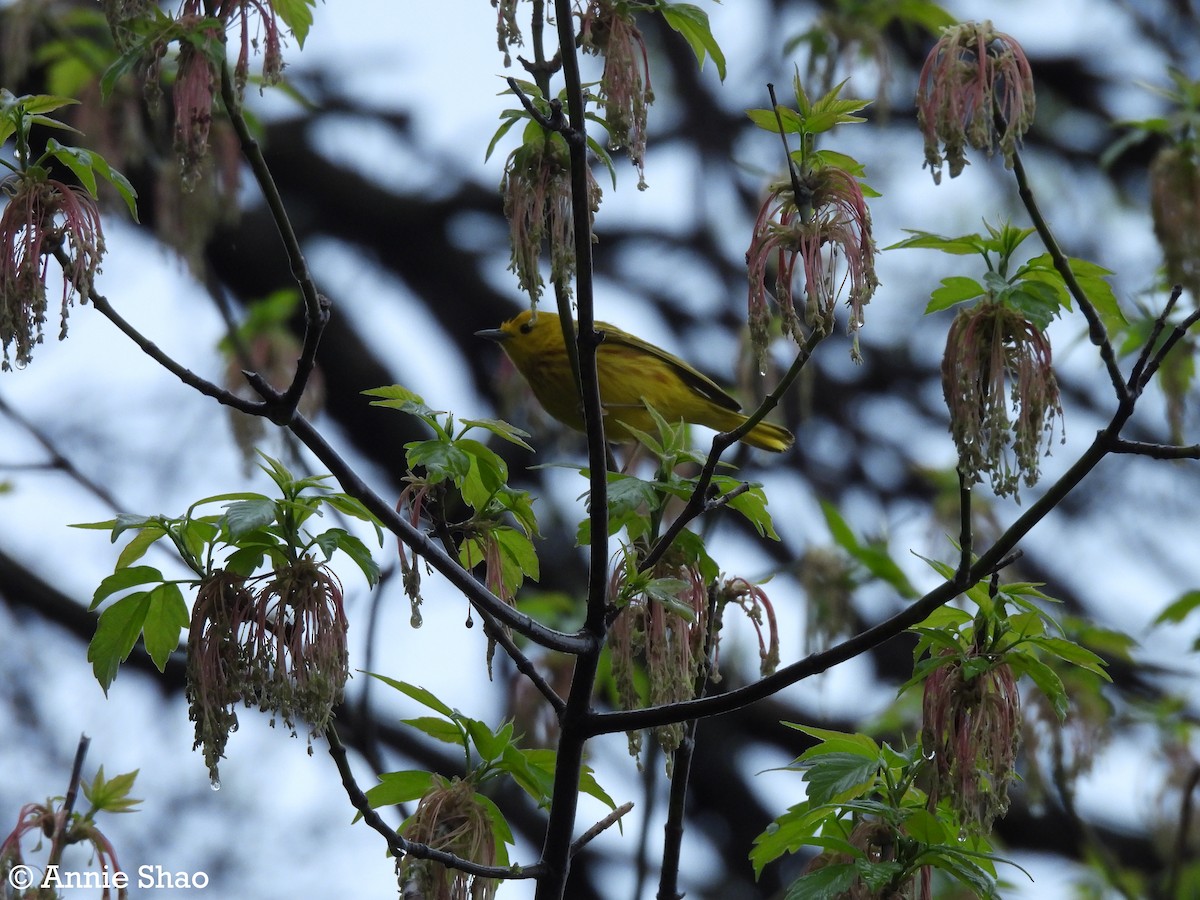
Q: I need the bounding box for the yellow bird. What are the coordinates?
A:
[476,309,794,452]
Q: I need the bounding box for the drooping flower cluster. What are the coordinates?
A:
[747,165,878,366]
[1150,144,1200,300]
[101,1,291,189]
[1,800,129,900]
[0,174,105,370]
[609,555,709,762]
[400,776,500,900]
[917,20,1036,183]
[581,0,654,189]
[186,560,349,784]
[172,22,222,190]
[941,299,1063,497]
[500,135,601,303]
[609,551,780,767]
[922,650,1021,834]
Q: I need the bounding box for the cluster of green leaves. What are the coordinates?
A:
[82,766,142,817]
[566,405,777,552]
[366,385,540,600]
[751,726,1018,898]
[74,455,381,691]
[0,90,138,217]
[890,221,1125,333]
[746,74,875,192]
[364,677,617,860]
[100,0,316,98]
[907,558,1113,719]
[488,79,620,186]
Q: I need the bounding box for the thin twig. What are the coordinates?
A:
[326,726,540,880]
[48,735,90,868]
[640,331,821,575]
[956,467,972,583]
[1009,147,1127,401]
[1108,439,1200,459]
[59,246,263,415]
[218,61,328,420]
[1127,284,1183,394]
[568,802,635,857]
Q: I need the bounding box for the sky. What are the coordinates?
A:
[1,1,1196,898]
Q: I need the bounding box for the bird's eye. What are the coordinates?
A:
[519,321,534,334]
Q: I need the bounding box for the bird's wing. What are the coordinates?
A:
[597,323,742,413]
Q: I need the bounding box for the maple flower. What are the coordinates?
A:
[185,559,348,783]
[609,554,710,763]
[173,24,221,190]
[0,174,105,371]
[917,21,1036,183]
[501,136,601,302]
[186,570,261,782]
[400,776,500,900]
[941,299,1063,497]
[922,651,1021,834]
[581,0,654,188]
[1150,144,1200,300]
[746,165,878,366]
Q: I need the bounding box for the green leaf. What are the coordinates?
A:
[886,229,986,256]
[658,2,726,81]
[750,803,829,875]
[82,766,141,814]
[715,478,778,540]
[88,591,152,692]
[407,439,471,484]
[1155,589,1200,624]
[461,417,535,452]
[783,862,859,898]
[365,770,435,808]
[926,276,985,314]
[364,385,444,423]
[466,719,513,765]
[271,0,316,47]
[474,793,515,866]
[317,528,380,586]
[500,746,557,807]
[1009,653,1068,720]
[114,526,168,570]
[787,725,880,760]
[902,807,947,844]
[496,526,540,585]
[221,498,278,539]
[366,675,457,718]
[402,716,467,747]
[90,565,164,611]
[801,752,881,806]
[1036,636,1112,681]
[142,582,188,671]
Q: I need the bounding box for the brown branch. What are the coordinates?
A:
[218,62,328,421]
[326,726,540,881]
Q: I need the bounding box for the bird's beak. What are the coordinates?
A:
[474,327,508,343]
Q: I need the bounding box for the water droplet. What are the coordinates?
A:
[759,362,768,377]
[210,777,221,792]
[465,612,474,629]
[410,610,423,628]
